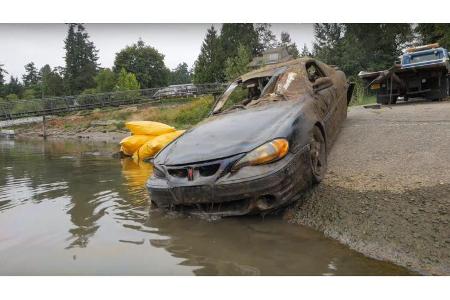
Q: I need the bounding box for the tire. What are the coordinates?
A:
[309,126,327,184]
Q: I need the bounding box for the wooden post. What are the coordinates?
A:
[42,115,47,139]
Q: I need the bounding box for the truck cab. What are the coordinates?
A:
[401,45,449,70]
[359,43,450,104]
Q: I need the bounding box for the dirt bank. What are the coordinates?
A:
[10,97,212,143]
[289,100,450,275]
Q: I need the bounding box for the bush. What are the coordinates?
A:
[349,78,376,106]
[113,69,141,102]
[132,96,213,129]
[22,89,36,100]
[77,88,101,106]
[6,94,18,101]
[10,100,42,114]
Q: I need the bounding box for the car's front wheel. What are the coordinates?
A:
[309,126,327,184]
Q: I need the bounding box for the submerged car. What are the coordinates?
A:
[147,58,354,216]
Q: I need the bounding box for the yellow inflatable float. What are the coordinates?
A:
[120,121,184,161]
[125,121,175,136]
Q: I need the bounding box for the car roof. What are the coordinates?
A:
[240,57,316,82]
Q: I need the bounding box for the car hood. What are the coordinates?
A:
[156,101,301,165]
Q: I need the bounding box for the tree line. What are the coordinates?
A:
[0,24,193,101]
[1,23,449,101]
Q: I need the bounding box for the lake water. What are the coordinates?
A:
[0,138,411,275]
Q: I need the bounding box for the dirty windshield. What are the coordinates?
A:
[212,67,291,114]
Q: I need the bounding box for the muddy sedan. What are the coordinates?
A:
[147,58,353,216]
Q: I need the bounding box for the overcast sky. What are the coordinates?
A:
[0,23,314,80]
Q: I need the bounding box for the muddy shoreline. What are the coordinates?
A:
[288,101,450,275]
[7,101,450,275]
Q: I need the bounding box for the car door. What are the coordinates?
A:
[306,62,337,140]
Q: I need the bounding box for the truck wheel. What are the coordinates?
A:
[309,126,327,184]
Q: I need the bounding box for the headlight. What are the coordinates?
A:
[153,165,166,178]
[231,139,289,172]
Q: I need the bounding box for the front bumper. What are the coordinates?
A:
[147,146,312,216]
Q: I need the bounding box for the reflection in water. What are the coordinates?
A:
[120,158,153,201]
[0,138,413,275]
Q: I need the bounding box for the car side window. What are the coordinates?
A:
[306,62,325,83]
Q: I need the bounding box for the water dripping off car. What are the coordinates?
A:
[147,58,354,216]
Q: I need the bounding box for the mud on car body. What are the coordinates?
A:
[147,58,354,216]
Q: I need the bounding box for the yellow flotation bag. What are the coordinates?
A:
[135,130,185,160]
[125,121,175,136]
[120,135,155,156]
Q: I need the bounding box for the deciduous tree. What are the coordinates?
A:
[115,68,140,91]
[95,68,117,92]
[114,39,169,88]
[169,62,192,85]
[39,64,65,97]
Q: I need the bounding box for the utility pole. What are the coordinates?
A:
[42,115,47,139]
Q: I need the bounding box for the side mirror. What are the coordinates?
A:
[313,77,333,93]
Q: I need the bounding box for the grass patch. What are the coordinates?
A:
[129,96,214,129]
[22,96,215,134]
[350,95,376,106]
[349,78,377,106]
[115,120,126,130]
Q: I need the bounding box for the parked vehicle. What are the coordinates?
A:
[153,84,197,98]
[359,43,450,104]
[147,58,353,216]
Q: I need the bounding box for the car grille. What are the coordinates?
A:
[167,163,221,179]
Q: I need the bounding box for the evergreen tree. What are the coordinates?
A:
[313,23,412,77]
[114,39,169,88]
[193,26,224,83]
[343,24,412,74]
[169,62,192,85]
[312,23,345,66]
[279,32,299,58]
[300,44,311,57]
[4,76,23,97]
[255,23,278,53]
[22,62,39,87]
[0,63,8,96]
[224,44,252,81]
[64,23,99,95]
[220,23,260,58]
[415,24,450,49]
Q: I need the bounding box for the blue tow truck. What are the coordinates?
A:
[358,43,450,104]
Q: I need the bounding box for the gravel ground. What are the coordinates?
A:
[289,100,450,275]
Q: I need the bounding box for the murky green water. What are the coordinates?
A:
[0,138,411,275]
